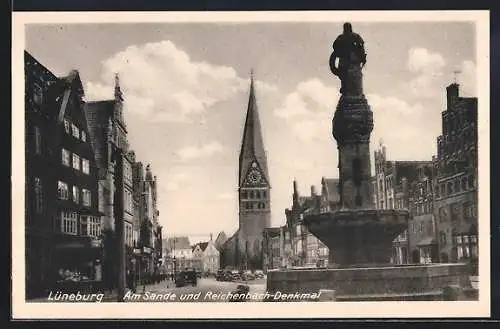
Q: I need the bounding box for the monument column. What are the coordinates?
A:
[330,22,374,210]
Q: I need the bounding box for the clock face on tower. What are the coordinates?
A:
[247,169,263,185]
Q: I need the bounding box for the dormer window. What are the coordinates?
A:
[64,119,70,134]
[33,84,43,105]
[71,124,79,138]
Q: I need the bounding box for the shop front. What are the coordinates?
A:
[51,235,103,293]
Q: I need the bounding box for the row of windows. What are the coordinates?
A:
[62,149,90,174]
[63,118,87,142]
[410,220,434,236]
[59,211,101,237]
[436,175,475,198]
[411,201,433,216]
[58,181,92,206]
[438,202,476,222]
[241,190,267,199]
[243,202,267,210]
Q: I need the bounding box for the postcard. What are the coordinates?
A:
[12,10,490,319]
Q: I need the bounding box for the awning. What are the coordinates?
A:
[417,237,436,247]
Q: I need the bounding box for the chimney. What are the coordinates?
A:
[293,179,299,205]
[210,233,213,241]
[311,185,317,196]
[446,83,459,110]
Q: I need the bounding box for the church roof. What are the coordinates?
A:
[164,236,191,251]
[192,242,209,252]
[239,73,270,186]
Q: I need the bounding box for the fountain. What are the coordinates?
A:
[266,23,472,301]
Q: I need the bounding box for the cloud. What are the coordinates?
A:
[164,172,191,192]
[368,94,437,161]
[406,47,446,98]
[274,78,338,142]
[85,40,276,123]
[175,141,225,162]
[408,47,446,73]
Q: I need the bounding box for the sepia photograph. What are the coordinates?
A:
[12,10,490,319]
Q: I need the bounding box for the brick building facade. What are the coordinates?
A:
[434,83,478,272]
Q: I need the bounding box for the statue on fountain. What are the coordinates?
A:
[329,22,367,95]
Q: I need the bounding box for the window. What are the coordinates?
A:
[34,177,43,214]
[439,206,448,222]
[468,175,475,189]
[62,149,71,166]
[72,153,80,171]
[447,182,453,195]
[463,202,474,219]
[73,186,80,204]
[33,84,43,105]
[450,202,461,222]
[440,231,447,246]
[60,211,78,235]
[461,177,467,191]
[34,126,42,155]
[263,191,267,198]
[256,191,261,198]
[64,119,70,134]
[296,225,302,236]
[81,130,87,142]
[87,216,101,238]
[58,181,69,200]
[82,158,90,174]
[71,124,80,139]
[241,191,247,199]
[82,189,91,207]
[250,191,254,199]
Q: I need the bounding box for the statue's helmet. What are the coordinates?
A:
[343,22,353,33]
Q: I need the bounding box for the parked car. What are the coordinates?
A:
[216,270,226,281]
[175,269,197,287]
[229,284,250,302]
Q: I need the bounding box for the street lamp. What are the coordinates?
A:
[172,237,177,277]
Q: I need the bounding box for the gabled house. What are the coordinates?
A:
[192,235,220,274]
[25,51,103,297]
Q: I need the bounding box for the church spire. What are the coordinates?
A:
[114,73,123,102]
[239,71,270,186]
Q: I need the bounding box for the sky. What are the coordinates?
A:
[25,21,477,245]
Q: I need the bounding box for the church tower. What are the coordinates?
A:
[237,71,271,270]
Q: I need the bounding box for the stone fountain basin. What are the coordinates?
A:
[304,208,409,267]
[265,263,473,301]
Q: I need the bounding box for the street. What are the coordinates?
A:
[129,277,267,303]
[28,277,267,303]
